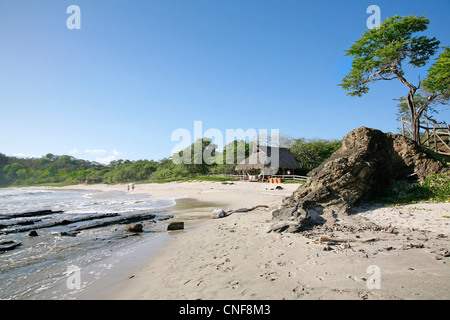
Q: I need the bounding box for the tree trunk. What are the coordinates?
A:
[408,94,433,145]
[411,117,421,144]
[404,88,422,144]
[393,67,422,143]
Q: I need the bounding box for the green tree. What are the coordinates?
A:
[339,15,447,143]
[423,47,450,97]
[421,46,450,119]
[139,160,159,180]
[211,139,251,174]
[0,153,8,168]
[45,153,56,161]
[2,163,27,183]
[175,138,217,176]
[289,138,342,175]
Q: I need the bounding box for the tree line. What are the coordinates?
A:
[0,137,341,187]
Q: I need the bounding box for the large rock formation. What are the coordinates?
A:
[270,127,448,233]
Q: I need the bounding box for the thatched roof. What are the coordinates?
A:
[235,146,299,171]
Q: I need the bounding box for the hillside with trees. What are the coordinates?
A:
[0,137,341,187]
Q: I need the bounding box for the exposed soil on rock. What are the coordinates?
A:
[271,127,448,233]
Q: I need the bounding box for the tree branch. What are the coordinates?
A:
[380,75,397,80]
[363,66,393,84]
[392,66,417,93]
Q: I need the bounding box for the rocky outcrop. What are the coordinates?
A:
[270,127,448,233]
[0,240,21,253]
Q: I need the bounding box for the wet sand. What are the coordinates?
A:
[69,197,226,300]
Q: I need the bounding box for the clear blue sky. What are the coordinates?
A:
[1,0,449,163]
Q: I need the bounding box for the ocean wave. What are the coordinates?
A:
[0,189,56,199]
[0,188,179,299]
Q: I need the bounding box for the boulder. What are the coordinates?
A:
[211,209,226,219]
[270,127,448,233]
[167,222,184,231]
[60,231,79,237]
[28,230,38,237]
[126,223,143,233]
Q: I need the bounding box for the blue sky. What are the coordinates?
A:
[1,0,449,163]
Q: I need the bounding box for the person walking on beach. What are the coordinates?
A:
[131,183,135,191]
[127,185,130,192]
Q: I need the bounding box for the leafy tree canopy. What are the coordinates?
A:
[340,14,449,143]
[340,15,439,96]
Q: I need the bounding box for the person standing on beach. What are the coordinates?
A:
[127,185,130,192]
[131,183,135,191]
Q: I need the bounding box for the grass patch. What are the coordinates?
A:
[282,179,307,184]
[140,177,185,184]
[144,175,240,184]
[372,173,450,205]
[182,175,240,182]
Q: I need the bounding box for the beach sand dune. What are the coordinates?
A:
[57,182,450,300]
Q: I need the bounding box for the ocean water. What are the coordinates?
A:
[0,188,176,300]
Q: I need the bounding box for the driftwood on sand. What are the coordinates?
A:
[211,205,269,219]
[314,235,377,245]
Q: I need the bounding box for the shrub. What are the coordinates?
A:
[372,173,450,204]
[421,173,450,202]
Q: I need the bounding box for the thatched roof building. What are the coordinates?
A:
[235,146,299,175]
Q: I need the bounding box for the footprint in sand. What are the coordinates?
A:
[260,271,279,281]
[228,280,240,289]
[216,258,236,272]
[347,274,358,281]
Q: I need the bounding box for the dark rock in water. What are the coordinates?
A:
[60,220,71,226]
[126,223,143,233]
[0,210,64,220]
[270,127,448,233]
[28,230,38,237]
[167,222,184,231]
[60,231,79,237]
[17,220,38,226]
[0,241,21,253]
[0,212,120,235]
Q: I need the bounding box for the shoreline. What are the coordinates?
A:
[111,184,450,300]
[69,197,219,300]
[12,182,450,299]
[51,181,300,299]
[110,201,450,300]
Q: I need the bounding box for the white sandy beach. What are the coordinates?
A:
[57,181,450,300]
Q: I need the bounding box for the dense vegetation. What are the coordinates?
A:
[373,173,450,204]
[2,139,448,203]
[0,137,341,187]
